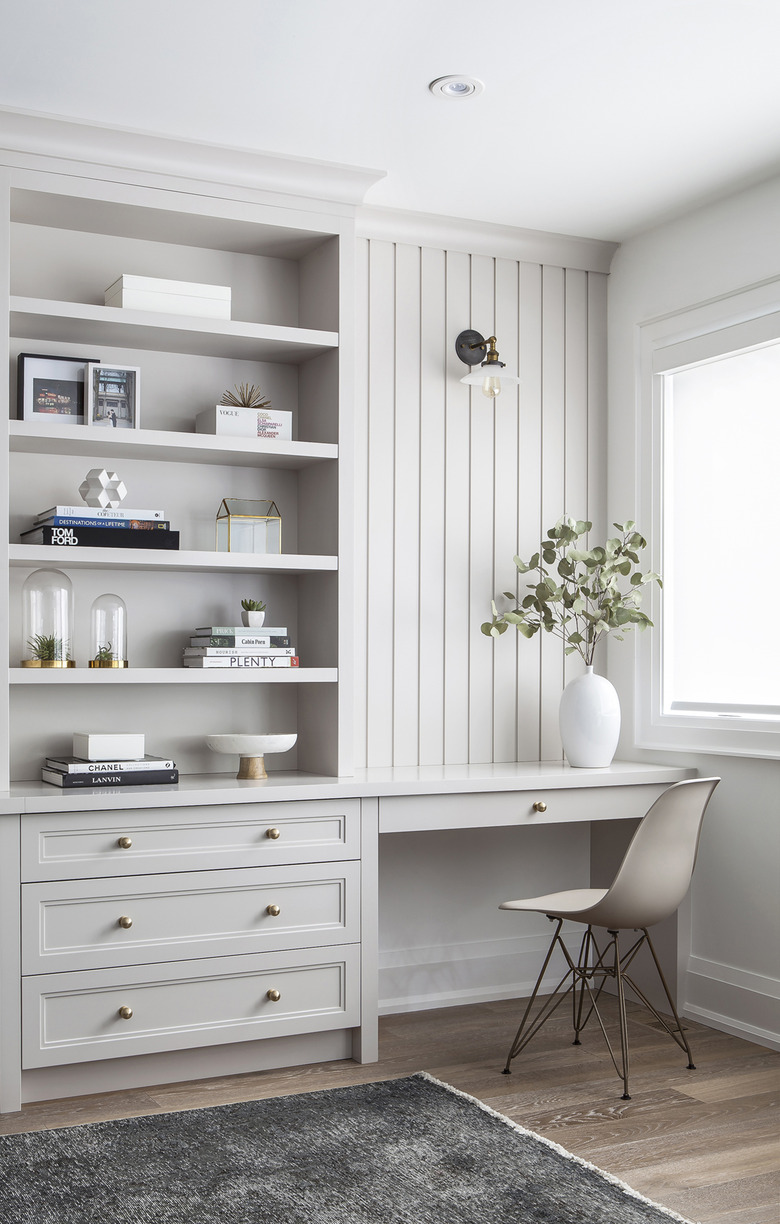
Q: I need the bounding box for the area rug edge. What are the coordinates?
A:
[416,1072,699,1224]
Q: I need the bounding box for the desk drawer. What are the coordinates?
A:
[22,944,360,1068]
[22,861,360,973]
[22,800,360,881]
[378,784,671,833]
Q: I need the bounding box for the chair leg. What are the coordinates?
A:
[610,929,632,1100]
[623,927,697,1070]
[503,917,574,1073]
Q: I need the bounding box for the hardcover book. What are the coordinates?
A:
[42,767,179,788]
[182,655,300,668]
[193,626,288,636]
[34,505,166,522]
[189,635,291,648]
[183,646,295,657]
[45,755,175,774]
[21,525,180,549]
[36,517,171,530]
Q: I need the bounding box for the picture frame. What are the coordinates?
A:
[17,353,99,424]
[86,364,141,430]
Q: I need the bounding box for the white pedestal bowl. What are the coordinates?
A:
[206,733,297,779]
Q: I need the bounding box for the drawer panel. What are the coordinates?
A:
[21,799,361,881]
[378,784,672,833]
[22,944,360,1068]
[22,862,360,973]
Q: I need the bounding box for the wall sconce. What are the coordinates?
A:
[455,330,520,399]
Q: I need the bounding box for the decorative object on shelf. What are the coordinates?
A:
[105,274,231,319]
[206,733,297,780]
[483,517,662,768]
[89,594,128,668]
[21,569,75,668]
[72,731,145,759]
[196,404,293,440]
[455,330,521,400]
[78,468,128,508]
[216,498,282,553]
[16,353,99,424]
[219,383,271,410]
[240,597,266,628]
[86,364,140,429]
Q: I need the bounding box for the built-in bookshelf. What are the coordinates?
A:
[1,165,361,786]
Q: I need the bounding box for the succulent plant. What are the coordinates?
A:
[240,598,267,612]
[27,633,70,661]
[219,383,271,409]
[93,642,114,662]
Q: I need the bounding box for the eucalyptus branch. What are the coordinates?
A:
[482,516,662,665]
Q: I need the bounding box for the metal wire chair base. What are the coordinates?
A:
[502,917,696,1099]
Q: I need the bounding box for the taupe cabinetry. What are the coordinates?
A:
[19,800,362,1072]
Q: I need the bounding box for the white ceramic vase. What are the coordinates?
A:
[559,665,621,768]
[241,610,265,628]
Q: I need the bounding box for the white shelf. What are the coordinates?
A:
[9,545,338,574]
[10,297,339,363]
[9,421,338,470]
[10,667,337,684]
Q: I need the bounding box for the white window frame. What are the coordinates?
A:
[636,277,780,759]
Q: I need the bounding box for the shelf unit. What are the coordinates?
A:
[1,164,357,787]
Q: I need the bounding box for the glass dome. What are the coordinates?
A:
[89,593,128,667]
[21,569,74,667]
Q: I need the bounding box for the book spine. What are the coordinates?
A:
[42,768,179,788]
[39,517,171,530]
[45,759,175,774]
[183,647,295,657]
[193,627,288,636]
[190,635,290,648]
[30,526,179,550]
[182,655,300,668]
[35,506,166,522]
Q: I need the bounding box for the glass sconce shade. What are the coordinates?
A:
[89,593,128,667]
[21,569,75,667]
[216,498,282,554]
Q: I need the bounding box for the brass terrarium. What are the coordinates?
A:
[89,593,128,667]
[21,569,75,667]
[216,498,282,554]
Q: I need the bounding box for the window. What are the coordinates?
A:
[637,279,780,758]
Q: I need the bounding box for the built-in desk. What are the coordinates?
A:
[0,761,693,1112]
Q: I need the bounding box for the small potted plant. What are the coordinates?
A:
[220,383,271,410]
[241,597,266,628]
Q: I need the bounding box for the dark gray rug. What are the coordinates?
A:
[0,1072,693,1224]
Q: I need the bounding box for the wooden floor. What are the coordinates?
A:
[1,998,777,1223]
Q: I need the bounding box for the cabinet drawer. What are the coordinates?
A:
[22,861,360,973]
[22,944,360,1068]
[21,799,361,881]
[378,784,671,833]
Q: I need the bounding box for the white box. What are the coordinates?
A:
[73,732,145,761]
[196,405,293,440]
[105,275,231,319]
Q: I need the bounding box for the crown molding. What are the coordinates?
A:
[356,204,618,274]
[0,108,386,209]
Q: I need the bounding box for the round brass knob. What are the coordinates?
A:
[118,915,134,929]
[118,1005,134,1020]
[266,988,281,1002]
[532,800,547,813]
[266,904,281,917]
[266,827,281,840]
[117,836,132,849]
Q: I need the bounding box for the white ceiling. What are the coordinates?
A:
[1,0,779,241]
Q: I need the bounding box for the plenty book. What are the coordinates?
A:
[182,655,300,668]
[42,767,179,788]
[21,525,180,549]
[45,755,175,774]
[34,505,166,522]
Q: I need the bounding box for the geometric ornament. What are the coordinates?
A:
[78,468,128,509]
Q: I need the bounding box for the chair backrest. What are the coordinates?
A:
[585,777,720,930]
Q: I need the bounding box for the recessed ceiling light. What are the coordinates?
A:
[429,76,484,99]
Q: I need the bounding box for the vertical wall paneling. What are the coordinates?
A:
[443,250,472,765]
[392,244,422,766]
[468,254,499,763]
[0,172,10,792]
[417,247,447,765]
[539,265,567,759]
[365,241,397,766]
[491,258,521,763]
[357,231,607,769]
[515,262,544,760]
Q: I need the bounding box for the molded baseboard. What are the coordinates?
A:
[684,956,780,1051]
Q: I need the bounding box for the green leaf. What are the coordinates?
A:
[517,623,538,639]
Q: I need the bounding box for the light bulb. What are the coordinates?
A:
[482,374,502,398]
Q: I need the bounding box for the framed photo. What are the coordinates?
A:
[17,353,99,424]
[86,364,141,430]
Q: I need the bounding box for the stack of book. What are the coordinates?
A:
[42,732,179,788]
[21,504,179,550]
[182,625,298,668]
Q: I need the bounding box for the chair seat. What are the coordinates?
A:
[500,887,608,921]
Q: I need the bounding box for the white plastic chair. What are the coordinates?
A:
[499,777,720,1098]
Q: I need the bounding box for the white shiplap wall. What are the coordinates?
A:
[354,222,609,770]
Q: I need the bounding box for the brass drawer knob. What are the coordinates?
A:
[532,800,547,813]
[118,915,133,929]
[118,1005,134,1020]
[266,904,281,917]
[266,988,281,1002]
[265,827,281,840]
[117,836,133,849]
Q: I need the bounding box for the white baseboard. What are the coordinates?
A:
[684,956,780,1051]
